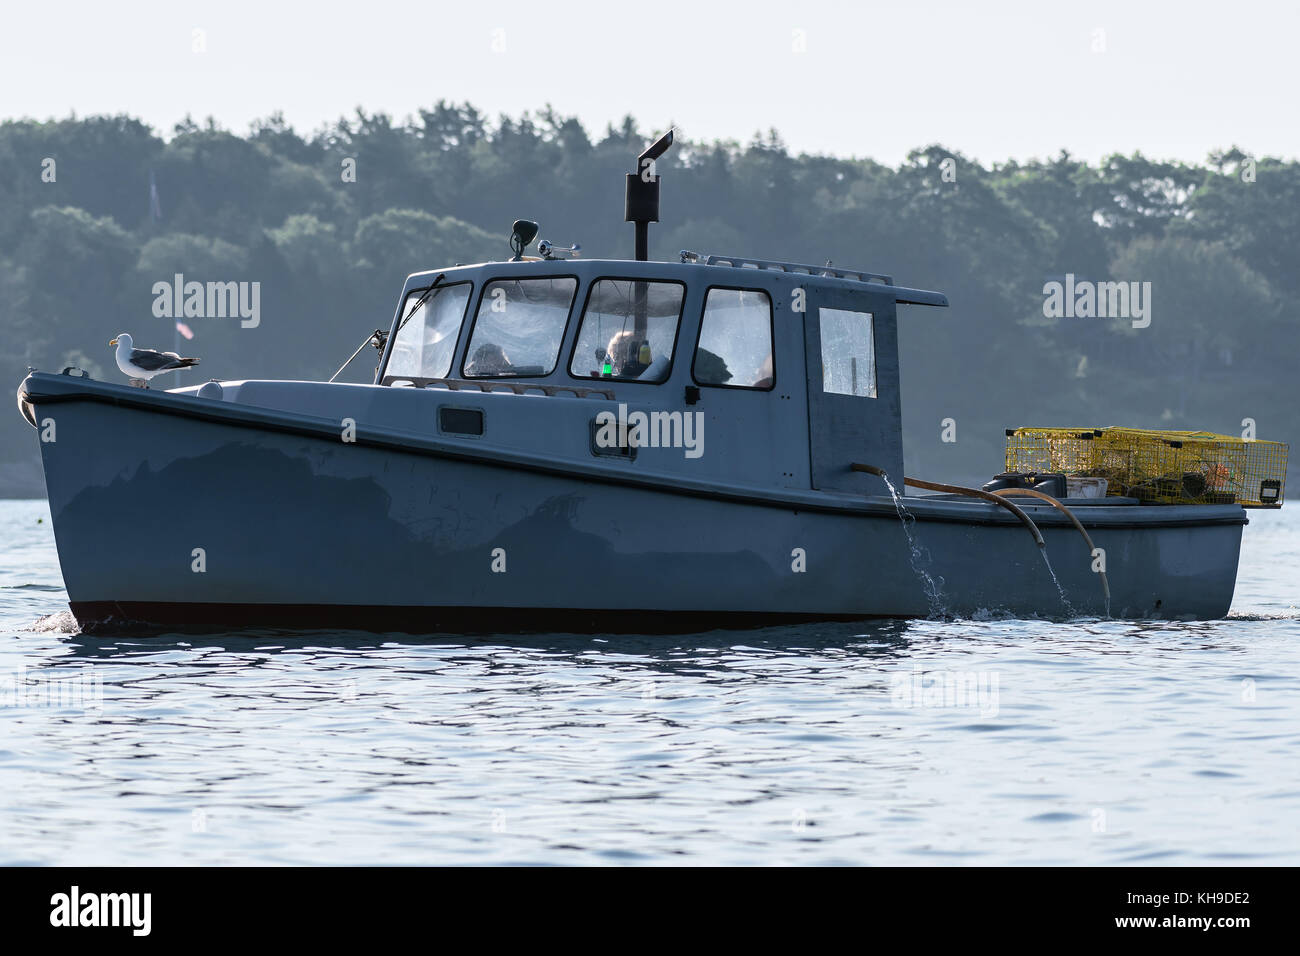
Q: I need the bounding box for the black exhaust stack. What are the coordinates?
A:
[625,129,675,261]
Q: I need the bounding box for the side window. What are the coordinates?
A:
[570,279,685,383]
[464,277,578,378]
[384,283,471,382]
[692,288,774,389]
[819,307,876,398]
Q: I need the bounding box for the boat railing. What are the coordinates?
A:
[390,376,616,400]
[682,251,894,285]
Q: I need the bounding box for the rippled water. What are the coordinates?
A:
[2,499,1297,865]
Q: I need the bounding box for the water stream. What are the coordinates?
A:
[879,474,947,617]
[881,473,1080,620]
[1037,545,1078,618]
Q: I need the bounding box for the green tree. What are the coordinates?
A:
[352,209,499,287]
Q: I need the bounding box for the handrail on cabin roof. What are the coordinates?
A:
[681,251,948,308]
[686,252,893,285]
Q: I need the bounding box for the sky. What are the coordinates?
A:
[1,0,1296,166]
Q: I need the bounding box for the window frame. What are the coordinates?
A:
[379,279,475,385]
[690,284,777,392]
[565,276,688,385]
[459,273,580,380]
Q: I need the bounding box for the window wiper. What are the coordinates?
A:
[389,272,448,341]
[329,273,446,383]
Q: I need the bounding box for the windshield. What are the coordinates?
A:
[384,282,471,382]
[463,277,578,378]
[570,278,684,383]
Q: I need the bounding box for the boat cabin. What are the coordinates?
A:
[357,127,949,499]
[371,252,947,497]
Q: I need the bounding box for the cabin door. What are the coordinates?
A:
[802,288,902,494]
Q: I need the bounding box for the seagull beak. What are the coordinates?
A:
[109,338,118,346]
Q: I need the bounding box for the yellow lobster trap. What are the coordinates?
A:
[1006,427,1288,507]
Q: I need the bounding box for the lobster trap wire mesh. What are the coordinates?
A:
[1006,427,1287,506]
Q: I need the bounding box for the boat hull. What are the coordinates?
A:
[24,375,1246,631]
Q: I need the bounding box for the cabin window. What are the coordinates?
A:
[818,307,876,398]
[569,279,685,383]
[692,288,774,389]
[384,282,472,382]
[463,277,578,378]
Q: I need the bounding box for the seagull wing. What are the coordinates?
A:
[128,348,187,371]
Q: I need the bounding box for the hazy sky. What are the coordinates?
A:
[2,0,1295,165]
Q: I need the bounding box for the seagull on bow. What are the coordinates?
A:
[109,332,200,387]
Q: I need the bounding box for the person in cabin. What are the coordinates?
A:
[605,330,650,379]
[753,353,774,389]
[465,342,512,377]
[693,348,732,386]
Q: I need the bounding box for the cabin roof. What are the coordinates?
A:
[403,255,949,308]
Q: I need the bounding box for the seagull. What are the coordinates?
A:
[109,332,200,387]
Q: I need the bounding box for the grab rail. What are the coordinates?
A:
[387,377,616,400]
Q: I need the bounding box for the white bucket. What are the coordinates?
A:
[1066,476,1108,498]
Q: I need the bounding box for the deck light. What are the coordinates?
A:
[510,220,539,260]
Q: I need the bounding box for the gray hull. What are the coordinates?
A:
[23,374,1245,631]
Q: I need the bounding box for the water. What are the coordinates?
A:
[1,499,1298,865]
[880,474,947,617]
[1037,547,1079,618]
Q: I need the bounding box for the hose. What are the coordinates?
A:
[994,487,1110,609]
[896,473,1046,549]
[852,463,1043,543]
[851,463,1110,615]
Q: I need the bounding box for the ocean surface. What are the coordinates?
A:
[1,498,1297,865]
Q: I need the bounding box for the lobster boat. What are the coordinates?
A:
[16,131,1289,631]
